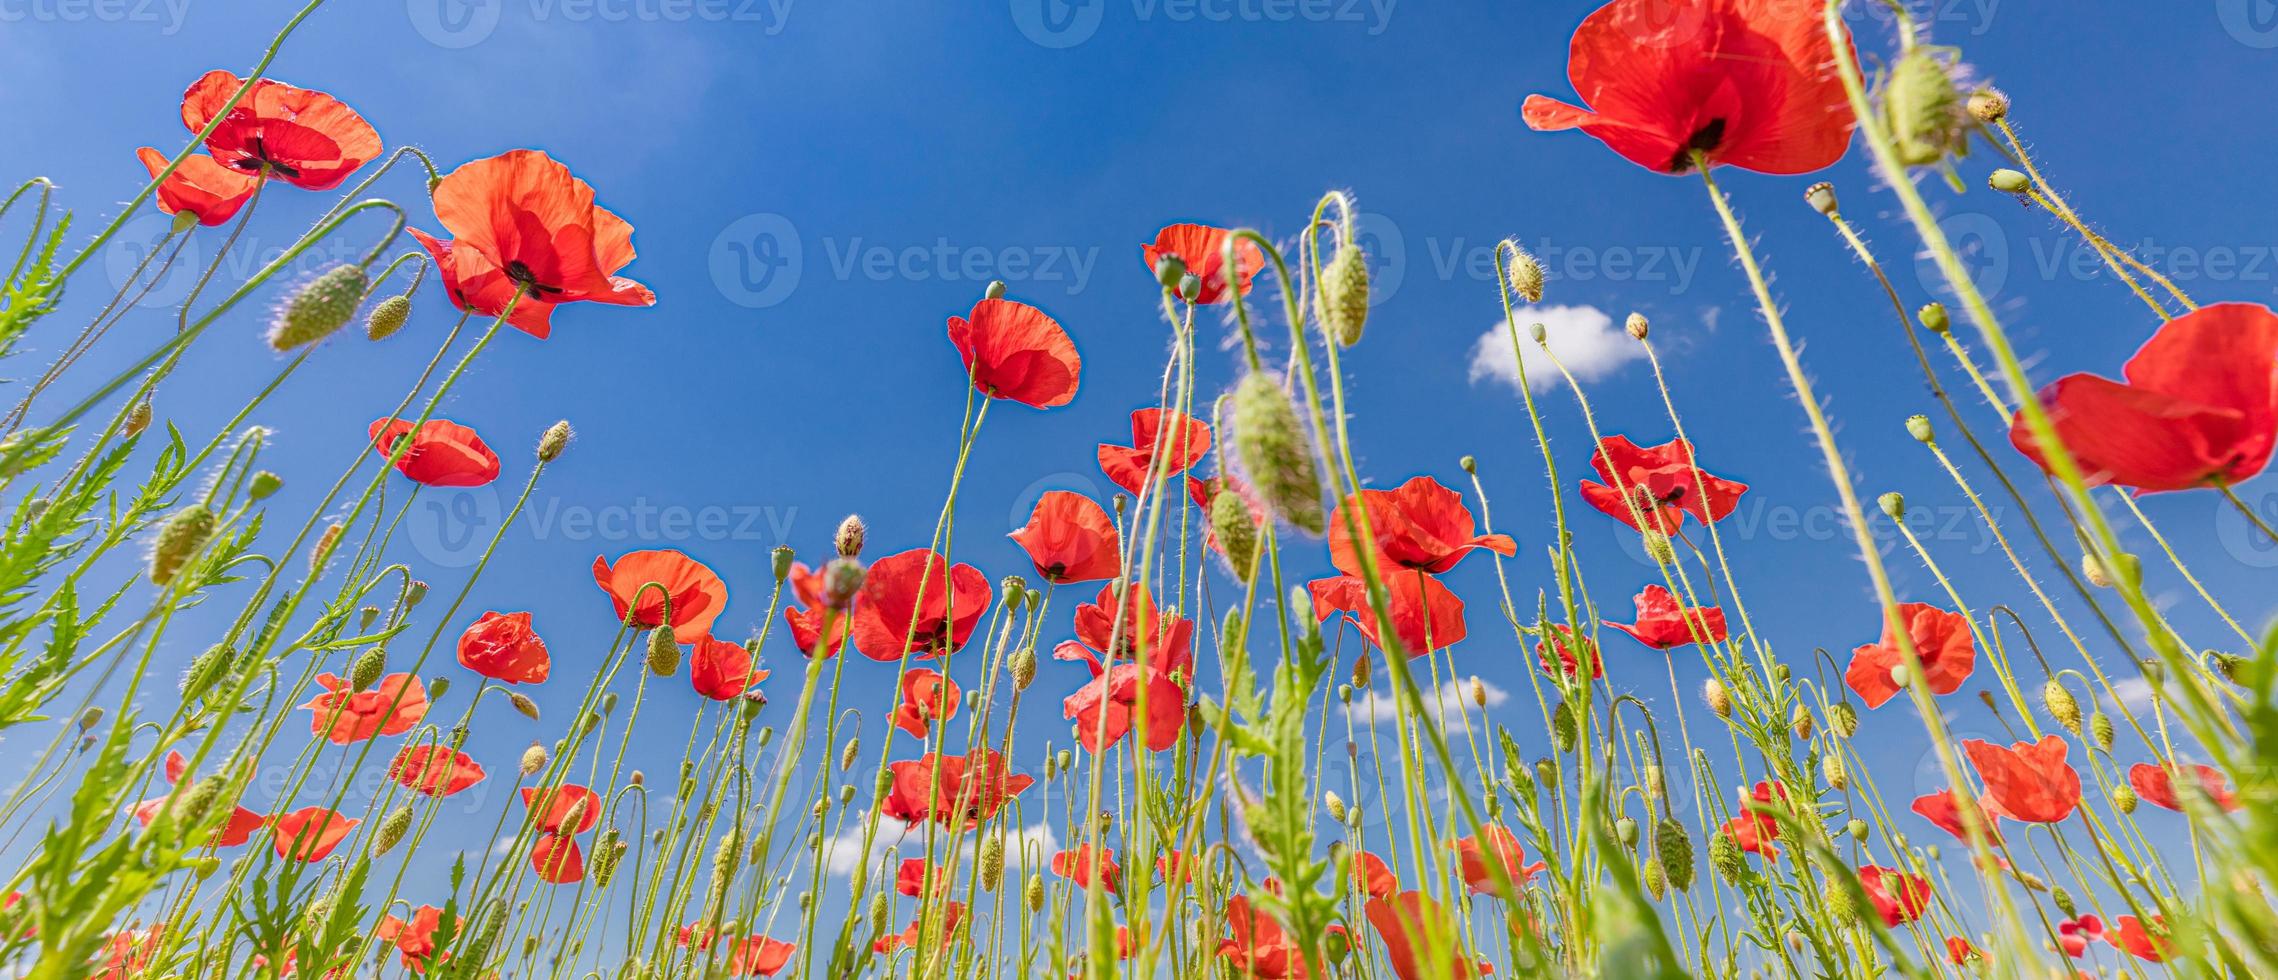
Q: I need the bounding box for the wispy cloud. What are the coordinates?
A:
[1468,304,1644,395]
[1344,678,1508,730]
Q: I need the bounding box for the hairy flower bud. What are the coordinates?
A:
[2112,784,2139,814]
[1884,46,1966,167]
[375,804,414,855]
[823,558,864,610]
[268,264,370,351]
[1209,489,1260,580]
[519,742,548,776]
[1505,247,1544,304]
[508,691,540,721]
[1324,790,1348,824]
[350,646,387,692]
[1656,818,1695,892]
[1320,243,1371,347]
[125,400,154,438]
[646,627,681,677]
[366,293,412,341]
[2090,712,2115,752]
[834,514,866,558]
[1009,644,1037,691]
[2042,679,2081,735]
[150,506,216,586]
[309,522,344,574]
[1790,704,1814,741]
[1624,312,1650,341]
[1917,302,1951,335]
[1703,678,1732,719]
[1828,701,1859,739]
[1822,751,1848,791]
[1989,168,2031,194]
[1233,371,1325,534]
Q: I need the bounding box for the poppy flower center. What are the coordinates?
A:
[1668,118,1728,172]
[505,260,564,297]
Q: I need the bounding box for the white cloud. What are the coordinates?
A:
[2109,677,2157,714]
[1344,679,1509,730]
[819,813,1058,877]
[1468,304,1645,395]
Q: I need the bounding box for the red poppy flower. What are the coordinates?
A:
[531,831,585,884]
[689,634,769,701]
[1308,573,1467,656]
[872,902,964,955]
[1964,734,2082,824]
[1063,582,1194,676]
[1451,825,1546,894]
[2057,915,2105,958]
[677,923,720,951]
[1579,435,1748,534]
[1062,660,1187,753]
[592,549,729,643]
[522,784,602,835]
[1010,491,1121,584]
[1844,602,1975,709]
[456,610,550,685]
[880,750,1033,829]
[2128,761,2241,813]
[1353,851,1398,900]
[368,418,501,487]
[1157,850,1194,885]
[895,857,951,900]
[410,150,655,339]
[1364,891,1494,979]
[1143,224,1263,305]
[135,147,259,227]
[1523,0,1855,175]
[301,672,428,743]
[271,807,358,862]
[726,935,796,976]
[2009,303,2278,493]
[96,925,163,980]
[850,548,990,661]
[1910,789,2001,845]
[1535,624,1602,680]
[1945,936,1979,964]
[2109,914,2172,962]
[377,905,446,973]
[1856,865,1931,927]
[1328,476,1516,577]
[388,744,486,798]
[1218,894,1340,979]
[1050,844,1123,891]
[1098,408,1212,496]
[781,561,853,659]
[1604,584,1727,650]
[890,668,959,739]
[1734,780,1792,839]
[1718,815,1781,862]
[946,297,1081,409]
[180,70,380,190]
[130,750,264,847]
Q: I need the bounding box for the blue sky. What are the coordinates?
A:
[3,0,2275,957]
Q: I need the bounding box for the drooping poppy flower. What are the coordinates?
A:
[96,925,163,980]
[1050,844,1123,891]
[880,750,1033,829]
[531,831,585,884]
[1910,789,2002,845]
[850,548,991,661]
[1856,864,1932,927]
[1364,891,1494,979]
[1354,851,1398,900]
[1844,602,1976,709]
[301,672,428,743]
[1535,624,1602,680]
[1308,573,1467,656]
[1063,582,1194,676]
[1218,894,1341,979]
[368,418,501,487]
[1062,660,1186,753]
[1329,476,1516,576]
[388,744,486,798]
[890,668,959,739]
[2109,914,2172,962]
[1157,850,1194,885]
[677,923,720,951]
[726,935,796,977]
[179,70,381,190]
[521,785,602,835]
[1143,223,1263,305]
[1009,491,1121,584]
[895,857,950,900]
[1944,936,1980,965]
[1523,0,1856,175]
[689,634,769,701]
[1964,734,2082,824]
[1578,435,1748,534]
[872,902,965,955]
[136,147,259,227]
[410,149,655,339]
[129,750,264,847]
[377,905,447,973]
[946,297,1081,409]
[1605,584,1727,650]
[2009,303,2278,493]
[592,549,729,643]
[781,561,853,659]
[1098,408,1212,496]
[272,806,359,862]
[2056,915,2105,958]
[2129,761,2243,812]
[456,610,550,685]
[1452,825,1545,894]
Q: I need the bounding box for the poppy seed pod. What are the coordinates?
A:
[519,742,548,776]
[1883,46,1967,167]
[1905,414,1934,443]
[1878,492,1905,520]
[1320,243,1370,347]
[1656,818,1695,892]
[1846,818,1869,841]
[1232,371,1325,534]
[248,470,282,501]
[149,506,216,586]
[646,627,680,677]
[1967,88,2009,122]
[1506,247,1544,304]
[536,420,571,463]
[1624,312,1649,341]
[1916,302,1951,335]
[835,514,866,558]
[1153,255,1188,292]
[984,279,1007,301]
[366,294,412,341]
[771,545,794,583]
[1615,816,1638,847]
[1804,182,1838,216]
[268,264,370,352]
[1209,489,1259,581]
[1989,168,2032,194]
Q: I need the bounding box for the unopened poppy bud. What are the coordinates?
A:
[1324,790,1347,824]
[1790,704,1814,740]
[822,558,863,609]
[629,770,645,787]
[1615,816,1639,847]
[365,293,412,341]
[2041,679,2081,734]
[1905,414,1933,443]
[1707,830,1744,882]
[78,706,104,731]
[646,628,680,676]
[1352,650,1372,689]
[1008,644,1036,690]
[1056,749,1073,773]
[1320,243,1371,347]
[834,514,866,558]
[1822,876,1858,925]
[1828,701,1859,739]
[180,645,231,701]
[1153,255,1188,291]
[125,400,153,438]
[150,505,216,585]
[1804,182,1839,216]
[2089,711,2115,751]
[2211,651,2247,685]
[2051,886,2078,919]
[1655,818,1695,892]
[1989,168,2031,194]
[1534,757,1557,788]
[1884,46,1966,166]
[1703,678,1731,718]
[1640,850,1666,899]
[534,420,571,463]
[1209,490,1259,581]
[249,470,282,500]
[1336,683,1352,703]
[2112,785,2139,814]
[1468,676,1487,708]
[1505,247,1544,304]
[980,834,1005,890]
[309,522,343,574]
[1846,818,1869,841]
[1624,312,1649,341]
[376,804,414,855]
[269,264,370,351]
[839,738,860,771]
[519,742,548,776]
[599,691,615,714]
[1528,321,1547,345]
[1641,529,1675,565]
[984,279,1007,301]
[1025,874,1045,912]
[508,691,540,721]
[1550,701,1577,753]
[1233,371,1325,534]
[1822,752,1848,791]
[350,647,387,691]
[1967,88,2008,122]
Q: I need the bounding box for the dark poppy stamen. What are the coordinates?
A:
[1667,118,1728,172]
